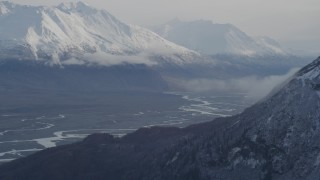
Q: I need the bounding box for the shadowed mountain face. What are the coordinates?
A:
[0,56,319,180]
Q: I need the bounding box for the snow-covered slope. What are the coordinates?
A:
[0,1,200,65]
[151,19,287,56]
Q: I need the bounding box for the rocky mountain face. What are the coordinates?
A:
[0,57,319,179]
[151,19,287,56]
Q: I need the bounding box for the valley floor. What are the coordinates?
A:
[0,91,253,164]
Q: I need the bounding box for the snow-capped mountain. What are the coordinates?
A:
[0,1,200,66]
[151,19,287,56]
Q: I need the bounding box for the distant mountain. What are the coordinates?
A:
[151,19,287,56]
[0,2,200,66]
[1,57,319,179]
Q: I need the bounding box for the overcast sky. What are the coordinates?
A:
[11,0,320,54]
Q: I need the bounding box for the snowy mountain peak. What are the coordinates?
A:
[0,1,13,7]
[57,2,97,14]
[0,2,200,66]
[151,19,288,56]
[0,1,38,12]
[0,1,13,15]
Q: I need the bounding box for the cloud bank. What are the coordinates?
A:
[62,52,157,67]
[179,68,299,101]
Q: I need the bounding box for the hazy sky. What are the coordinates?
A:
[10,0,320,54]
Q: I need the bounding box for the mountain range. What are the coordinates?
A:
[0,1,306,94]
[0,55,319,179]
[0,1,313,93]
[0,1,292,66]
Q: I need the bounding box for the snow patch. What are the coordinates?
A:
[251,134,258,142]
[167,152,180,165]
[314,152,320,166]
[25,27,40,59]
[0,3,10,15]
[245,158,260,168]
[267,116,273,124]
[231,147,241,155]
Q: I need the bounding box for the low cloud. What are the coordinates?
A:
[62,52,157,66]
[179,68,299,101]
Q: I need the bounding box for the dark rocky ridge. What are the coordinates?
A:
[0,57,320,180]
